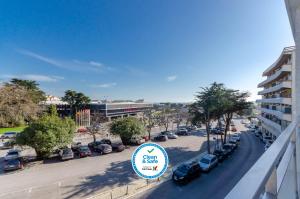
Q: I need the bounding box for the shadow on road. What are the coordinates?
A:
[62,143,211,199]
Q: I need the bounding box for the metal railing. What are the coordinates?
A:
[225,120,298,199]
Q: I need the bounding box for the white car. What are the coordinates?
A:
[198,154,218,172]
[161,131,178,139]
[5,149,21,161]
[264,141,273,151]
[231,134,240,142]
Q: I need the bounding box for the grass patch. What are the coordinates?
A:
[0,126,27,134]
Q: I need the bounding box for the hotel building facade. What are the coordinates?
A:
[257,46,295,140]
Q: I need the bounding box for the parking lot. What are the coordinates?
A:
[0,125,212,199]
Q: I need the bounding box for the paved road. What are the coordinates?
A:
[0,126,210,199]
[130,121,265,199]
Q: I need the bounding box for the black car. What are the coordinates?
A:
[71,142,82,154]
[223,143,235,155]
[176,129,190,136]
[213,149,227,162]
[172,162,201,184]
[228,139,238,149]
[153,135,168,142]
[210,128,218,134]
[88,139,112,151]
[111,143,125,152]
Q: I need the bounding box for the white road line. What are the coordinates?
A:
[28,188,32,193]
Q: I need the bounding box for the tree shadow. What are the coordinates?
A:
[61,143,211,199]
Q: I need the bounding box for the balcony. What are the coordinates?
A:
[258,107,292,121]
[258,81,292,95]
[225,121,298,199]
[257,115,282,133]
[256,97,292,105]
[258,64,292,88]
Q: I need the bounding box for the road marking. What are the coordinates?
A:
[58,182,62,187]
[28,188,32,193]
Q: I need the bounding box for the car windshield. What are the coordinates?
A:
[63,149,72,154]
[7,151,18,156]
[177,165,189,173]
[200,158,210,164]
[80,147,89,151]
[7,159,19,164]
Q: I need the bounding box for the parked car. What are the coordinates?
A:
[59,148,74,161]
[264,141,272,151]
[78,146,92,158]
[176,129,190,136]
[210,128,218,134]
[213,149,227,162]
[263,136,272,144]
[199,154,218,172]
[88,139,112,151]
[161,131,178,139]
[154,135,168,142]
[142,135,150,142]
[223,143,234,155]
[77,127,88,133]
[0,141,14,149]
[172,162,201,184]
[111,143,125,152]
[228,139,238,149]
[1,132,17,139]
[71,142,82,154]
[129,137,146,145]
[5,149,21,161]
[94,144,112,155]
[3,159,24,172]
[166,132,178,139]
[231,134,241,142]
[231,127,237,132]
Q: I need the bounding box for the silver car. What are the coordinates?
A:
[95,144,112,155]
[5,149,21,161]
[199,154,218,172]
[59,148,74,161]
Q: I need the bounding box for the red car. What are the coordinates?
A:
[77,128,88,133]
[78,146,92,158]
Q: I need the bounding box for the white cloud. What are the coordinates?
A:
[166,75,177,82]
[16,48,110,73]
[1,74,64,82]
[89,61,103,67]
[90,83,117,88]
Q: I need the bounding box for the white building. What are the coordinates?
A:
[226,1,300,198]
[257,46,295,140]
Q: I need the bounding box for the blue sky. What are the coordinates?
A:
[0,0,295,102]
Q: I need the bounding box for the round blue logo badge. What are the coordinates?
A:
[131,143,169,179]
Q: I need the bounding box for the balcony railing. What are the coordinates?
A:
[258,81,292,95]
[258,64,292,88]
[225,120,298,199]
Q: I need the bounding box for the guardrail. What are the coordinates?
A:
[225,120,298,199]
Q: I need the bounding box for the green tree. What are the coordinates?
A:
[219,89,252,143]
[16,113,75,158]
[62,90,91,117]
[190,83,224,154]
[110,117,145,145]
[0,84,42,127]
[141,110,157,140]
[157,108,174,131]
[7,79,46,103]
